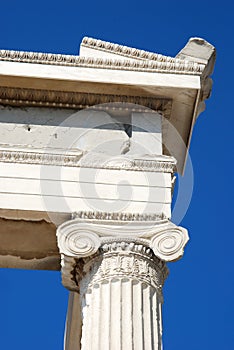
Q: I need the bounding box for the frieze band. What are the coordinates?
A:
[0,87,172,115]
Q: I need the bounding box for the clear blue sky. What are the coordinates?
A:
[0,0,233,349]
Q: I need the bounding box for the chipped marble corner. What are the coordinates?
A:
[176,37,216,106]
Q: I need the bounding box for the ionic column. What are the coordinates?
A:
[57,215,189,350]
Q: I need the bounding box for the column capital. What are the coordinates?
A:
[56,213,189,292]
[57,212,189,262]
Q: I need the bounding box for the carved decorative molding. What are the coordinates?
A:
[81,36,205,71]
[129,158,175,172]
[0,147,176,172]
[79,155,176,173]
[0,87,172,114]
[61,241,168,296]
[0,149,83,167]
[80,242,168,291]
[72,211,166,222]
[0,48,204,75]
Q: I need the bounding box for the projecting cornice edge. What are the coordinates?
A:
[0,49,204,75]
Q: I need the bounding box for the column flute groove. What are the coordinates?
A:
[76,241,168,350]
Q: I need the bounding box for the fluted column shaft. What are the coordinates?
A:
[77,241,168,350]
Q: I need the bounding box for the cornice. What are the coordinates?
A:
[0,87,172,116]
[81,37,205,72]
[0,48,204,75]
